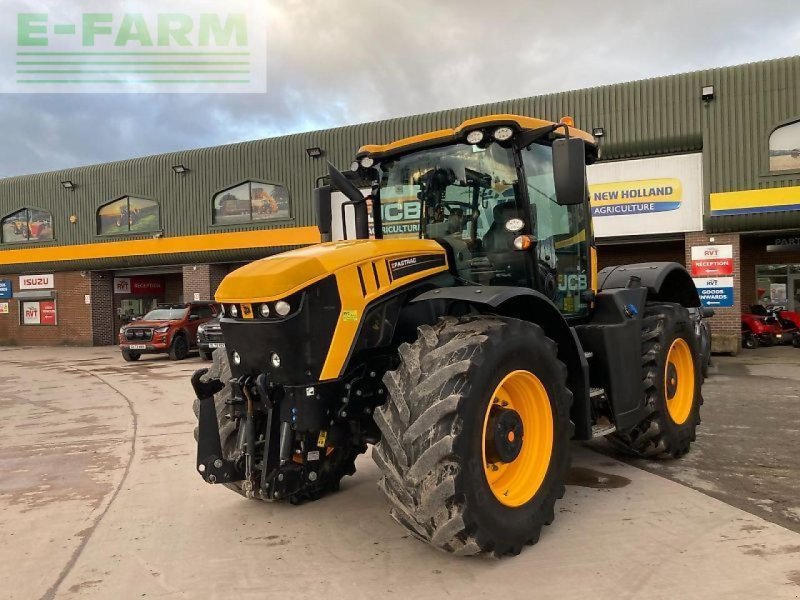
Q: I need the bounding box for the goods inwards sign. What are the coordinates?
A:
[2,0,266,93]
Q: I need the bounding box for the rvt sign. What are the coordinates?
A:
[693,276,734,308]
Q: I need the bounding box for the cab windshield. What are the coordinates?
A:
[377,142,520,242]
[377,142,524,286]
[376,141,590,316]
[142,308,186,321]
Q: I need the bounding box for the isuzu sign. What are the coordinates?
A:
[19,274,54,290]
[690,245,734,277]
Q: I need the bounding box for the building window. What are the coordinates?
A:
[769,119,800,172]
[97,196,160,235]
[212,181,291,225]
[1,207,54,243]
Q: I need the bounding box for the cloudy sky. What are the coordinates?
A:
[1,0,799,178]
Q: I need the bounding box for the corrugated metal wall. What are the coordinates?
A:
[1,55,799,260]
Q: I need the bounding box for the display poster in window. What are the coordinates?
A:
[769,121,800,172]
[40,301,57,325]
[770,283,788,306]
[2,209,53,243]
[22,301,40,324]
[0,302,9,314]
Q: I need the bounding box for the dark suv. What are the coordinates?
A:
[119,302,219,361]
[196,314,224,360]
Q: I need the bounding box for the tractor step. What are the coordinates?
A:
[589,386,605,398]
[591,416,616,438]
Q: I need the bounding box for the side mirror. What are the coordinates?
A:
[700,306,715,318]
[552,137,587,206]
[189,314,199,321]
[313,185,332,237]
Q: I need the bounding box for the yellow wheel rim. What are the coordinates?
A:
[482,370,553,508]
[665,338,695,425]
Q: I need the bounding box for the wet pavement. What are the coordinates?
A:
[1,346,800,599]
[591,345,800,534]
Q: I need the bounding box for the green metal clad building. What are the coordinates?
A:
[1,55,800,348]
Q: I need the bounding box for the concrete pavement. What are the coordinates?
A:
[1,347,799,600]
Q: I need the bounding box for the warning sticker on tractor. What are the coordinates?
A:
[317,431,328,447]
[307,450,320,461]
[342,310,359,322]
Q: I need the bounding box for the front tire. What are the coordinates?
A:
[372,316,572,557]
[121,349,141,362]
[169,334,189,361]
[610,303,702,459]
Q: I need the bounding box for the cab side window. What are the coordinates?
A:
[521,144,589,316]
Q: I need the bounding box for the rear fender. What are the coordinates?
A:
[598,262,700,308]
[412,287,592,440]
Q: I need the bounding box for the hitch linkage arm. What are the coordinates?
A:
[192,368,244,484]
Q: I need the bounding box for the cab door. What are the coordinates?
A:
[519,143,591,318]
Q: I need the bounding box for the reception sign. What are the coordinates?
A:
[690,244,734,277]
[587,153,703,238]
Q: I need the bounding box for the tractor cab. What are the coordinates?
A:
[321,114,598,317]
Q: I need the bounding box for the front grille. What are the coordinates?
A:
[204,329,224,343]
[126,328,153,341]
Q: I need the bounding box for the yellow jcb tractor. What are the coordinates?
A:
[192,114,704,557]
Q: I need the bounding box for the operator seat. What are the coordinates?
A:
[483,201,526,285]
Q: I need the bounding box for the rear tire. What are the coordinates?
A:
[121,349,141,362]
[610,303,702,459]
[372,316,572,557]
[793,335,800,349]
[743,334,758,350]
[169,334,189,361]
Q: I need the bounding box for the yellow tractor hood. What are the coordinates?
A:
[215,238,446,303]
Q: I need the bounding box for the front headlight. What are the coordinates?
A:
[197,325,206,335]
[155,326,169,333]
[119,327,125,334]
[275,300,291,317]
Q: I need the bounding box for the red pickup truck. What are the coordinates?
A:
[119,302,219,361]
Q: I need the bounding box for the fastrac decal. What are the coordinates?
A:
[589,178,682,217]
[387,254,446,280]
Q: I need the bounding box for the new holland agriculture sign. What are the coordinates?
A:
[3,0,266,93]
[587,153,703,239]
